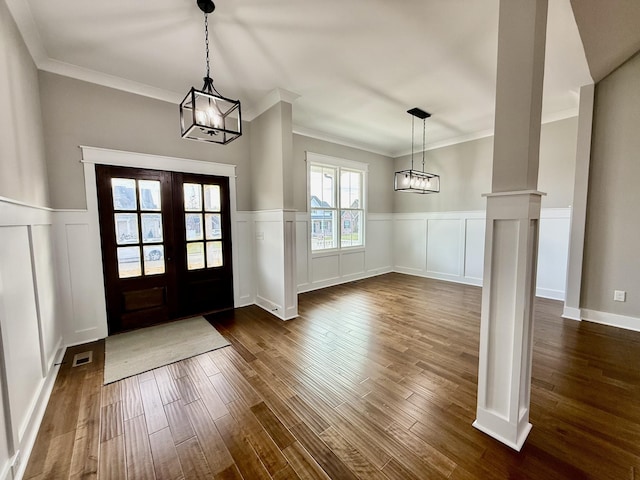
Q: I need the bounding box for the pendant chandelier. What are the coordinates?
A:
[394,108,440,193]
[180,0,242,144]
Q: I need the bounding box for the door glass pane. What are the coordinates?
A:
[184,183,202,211]
[143,245,165,275]
[206,241,223,267]
[115,213,139,245]
[205,214,222,240]
[139,180,161,211]
[141,214,163,243]
[112,178,137,210]
[117,247,141,278]
[204,185,221,212]
[185,214,203,240]
[187,242,205,270]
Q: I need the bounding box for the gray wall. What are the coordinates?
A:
[0,0,49,207]
[38,72,252,211]
[582,51,640,317]
[292,135,394,214]
[393,117,578,213]
[249,102,293,211]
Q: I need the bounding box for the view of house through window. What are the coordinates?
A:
[309,159,365,251]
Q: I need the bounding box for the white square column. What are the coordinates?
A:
[473,190,544,450]
[473,0,548,450]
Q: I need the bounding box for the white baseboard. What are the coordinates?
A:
[561,306,582,321]
[392,268,483,288]
[12,346,65,480]
[581,309,640,333]
[535,287,565,301]
[297,267,393,294]
[254,295,288,320]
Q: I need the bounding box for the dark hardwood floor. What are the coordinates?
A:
[24,273,640,479]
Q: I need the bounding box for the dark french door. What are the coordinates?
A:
[96,165,233,334]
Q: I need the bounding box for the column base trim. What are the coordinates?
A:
[472,418,532,452]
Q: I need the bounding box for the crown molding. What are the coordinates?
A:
[245,88,301,121]
[392,107,579,158]
[39,58,182,104]
[292,125,393,158]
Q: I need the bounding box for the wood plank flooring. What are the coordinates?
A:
[24,273,640,479]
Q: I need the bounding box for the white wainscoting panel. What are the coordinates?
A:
[234,213,254,307]
[65,222,108,343]
[365,214,393,274]
[0,198,64,480]
[310,253,341,285]
[283,212,298,319]
[295,218,310,290]
[341,250,365,277]
[394,216,427,274]
[426,218,463,279]
[30,225,61,375]
[254,211,285,314]
[0,226,44,446]
[297,213,392,293]
[536,210,571,300]
[391,209,570,298]
[464,218,486,284]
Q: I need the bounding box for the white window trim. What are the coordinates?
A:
[306,151,368,254]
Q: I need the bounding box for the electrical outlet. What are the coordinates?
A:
[614,290,626,302]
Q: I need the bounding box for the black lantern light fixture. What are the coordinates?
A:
[394,108,440,193]
[180,0,242,144]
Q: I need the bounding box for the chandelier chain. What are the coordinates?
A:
[204,13,210,79]
[410,115,415,171]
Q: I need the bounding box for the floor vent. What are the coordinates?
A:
[72,351,93,367]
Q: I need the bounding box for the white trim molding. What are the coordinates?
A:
[562,306,582,321]
[63,146,243,345]
[581,309,640,333]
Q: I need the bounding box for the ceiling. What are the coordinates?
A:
[8,0,592,157]
[570,0,640,83]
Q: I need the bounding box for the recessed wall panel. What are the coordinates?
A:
[0,226,43,443]
[486,219,518,417]
[426,219,462,276]
[311,255,340,283]
[296,219,309,287]
[394,218,426,272]
[537,216,570,296]
[465,218,485,281]
[366,217,392,271]
[341,251,365,277]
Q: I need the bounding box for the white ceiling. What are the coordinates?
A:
[8,0,591,157]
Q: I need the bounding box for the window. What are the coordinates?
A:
[309,154,366,251]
